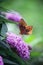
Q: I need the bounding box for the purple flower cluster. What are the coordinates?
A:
[6,32,32,60]
[0,56,4,65]
[1,11,22,22]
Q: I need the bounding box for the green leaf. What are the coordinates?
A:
[0,40,11,51]
[0,23,2,33]
[1,21,8,37]
[4,58,18,65]
[0,16,8,40]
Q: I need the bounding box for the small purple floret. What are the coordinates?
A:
[1,11,22,22]
[0,56,4,65]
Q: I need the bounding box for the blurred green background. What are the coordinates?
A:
[0,0,43,65]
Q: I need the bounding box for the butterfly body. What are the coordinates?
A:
[19,19,33,35]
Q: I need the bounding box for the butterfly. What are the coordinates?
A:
[19,19,33,35]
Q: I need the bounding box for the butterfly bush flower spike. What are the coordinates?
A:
[1,11,22,22]
[0,56,4,65]
[6,32,32,60]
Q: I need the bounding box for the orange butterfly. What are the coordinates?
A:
[19,19,33,35]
